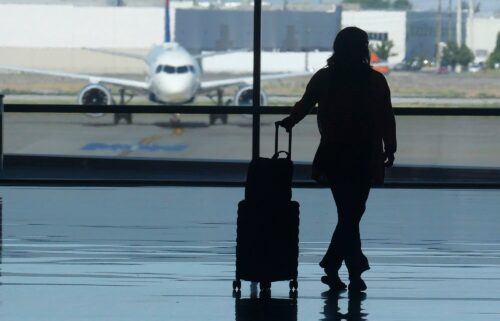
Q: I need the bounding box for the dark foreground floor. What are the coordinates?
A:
[0,187,499,320]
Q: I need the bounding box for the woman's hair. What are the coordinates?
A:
[327,27,371,72]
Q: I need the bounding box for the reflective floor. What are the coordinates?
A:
[0,187,499,320]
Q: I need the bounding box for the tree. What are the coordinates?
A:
[442,42,459,69]
[392,0,412,10]
[442,42,474,70]
[487,33,500,69]
[457,45,474,68]
[370,40,395,60]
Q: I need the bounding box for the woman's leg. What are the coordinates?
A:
[338,179,370,292]
[321,175,371,283]
[343,180,371,277]
[320,181,350,275]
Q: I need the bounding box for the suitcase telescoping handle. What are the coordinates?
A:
[274,122,292,159]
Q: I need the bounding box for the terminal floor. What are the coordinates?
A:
[0,187,499,321]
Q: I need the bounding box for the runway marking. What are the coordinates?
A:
[81,134,188,155]
[140,135,163,145]
[117,135,164,157]
[81,143,188,153]
[173,127,184,136]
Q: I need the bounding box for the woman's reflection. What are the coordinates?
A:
[321,291,368,321]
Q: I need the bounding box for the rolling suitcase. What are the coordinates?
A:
[233,123,300,294]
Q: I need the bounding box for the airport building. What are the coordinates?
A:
[175,8,466,64]
[175,8,343,52]
[0,3,476,68]
[466,15,500,63]
[343,10,465,63]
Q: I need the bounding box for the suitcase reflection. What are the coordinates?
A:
[235,295,297,321]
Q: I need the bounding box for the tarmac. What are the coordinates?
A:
[0,186,499,320]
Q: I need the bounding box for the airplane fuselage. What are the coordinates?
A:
[146,43,201,104]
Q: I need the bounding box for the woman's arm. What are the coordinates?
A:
[278,71,321,131]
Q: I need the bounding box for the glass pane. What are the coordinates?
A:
[261,114,500,168]
[164,65,176,74]
[0,2,256,163]
[258,5,500,108]
[5,113,252,161]
[0,2,255,109]
[176,66,188,74]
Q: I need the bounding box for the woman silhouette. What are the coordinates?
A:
[278,27,397,292]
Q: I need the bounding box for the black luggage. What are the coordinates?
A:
[233,123,300,294]
[244,126,293,202]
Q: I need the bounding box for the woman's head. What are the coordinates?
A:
[327,27,371,69]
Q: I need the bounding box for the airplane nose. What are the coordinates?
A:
[154,74,194,102]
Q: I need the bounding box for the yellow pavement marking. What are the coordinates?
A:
[118,134,163,157]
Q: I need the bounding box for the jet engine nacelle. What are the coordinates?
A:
[233,86,268,106]
[78,84,113,118]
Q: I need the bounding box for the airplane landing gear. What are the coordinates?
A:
[170,113,181,126]
[114,113,132,125]
[113,88,134,125]
[208,88,229,125]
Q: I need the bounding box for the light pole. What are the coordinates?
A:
[436,0,442,69]
[457,0,462,46]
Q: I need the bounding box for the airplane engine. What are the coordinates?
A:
[78,84,113,118]
[78,84,113,106]
[233,86,268,106]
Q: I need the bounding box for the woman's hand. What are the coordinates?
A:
[384,152,395,167]
[276,116,295,132]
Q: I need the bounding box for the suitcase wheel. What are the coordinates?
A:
[232,279,241,291]
[289,279,298,291]
[232,290,241,299]
[259,281,271,292]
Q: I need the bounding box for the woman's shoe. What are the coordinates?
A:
[321,275,347,291]
[348,277,367,292]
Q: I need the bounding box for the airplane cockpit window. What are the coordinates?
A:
[188,65,195,73]
[155,65,163,74]
[177,66,189,74]
[163,65,175,74]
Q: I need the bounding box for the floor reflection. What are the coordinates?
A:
[321,291,368,321]
[235,283,298,321]
[0,197,2,284]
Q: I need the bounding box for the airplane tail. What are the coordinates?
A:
[165,0,171,43]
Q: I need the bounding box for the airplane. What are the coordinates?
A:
[0,2,312,126]
[0,41,313,125]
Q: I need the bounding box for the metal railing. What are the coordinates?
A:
[4,104,500,116]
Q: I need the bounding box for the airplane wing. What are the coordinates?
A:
[0,65,150,91]
[83,48,147,61]
[199,70,313,92]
